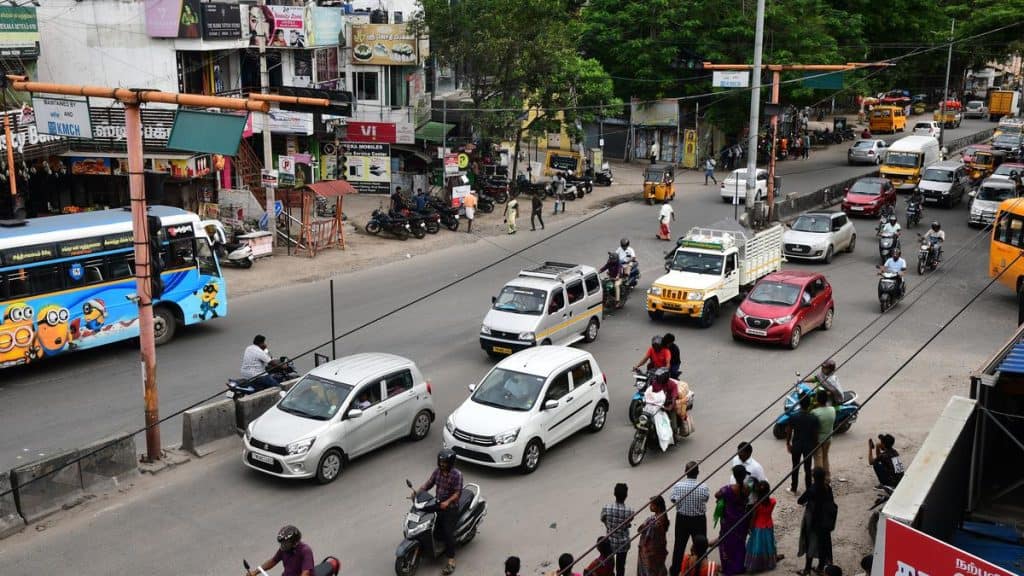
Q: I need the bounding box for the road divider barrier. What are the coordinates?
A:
[0,471,25,538]
[182,399,238,457]
[11,448,87,524]
[235,387,285,431]
[79,436,138,491]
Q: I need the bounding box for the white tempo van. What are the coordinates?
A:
[480,262,603,357]
[880,135,942,191]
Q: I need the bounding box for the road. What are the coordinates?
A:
[0,119,1013,574]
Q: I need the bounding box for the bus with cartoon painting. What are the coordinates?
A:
[0,206,227,368]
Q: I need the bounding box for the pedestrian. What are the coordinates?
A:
[811,389,836,481]
[868,433,906,488]
[637,495,670,576]
[601,482,634,576]
[704,157,717,185]
[650,140,660,164]
[669,462,709,576]
[797,467,837,576]
[731,442,766,506]
[714,465,749,576]
[414,187,428,211]
[505,556,521,576]
[527,163,533,183]
[390,186,407,213]
[463,191,477,233]
[504,196,519,234]
[662,333,682,378]
[584,539,616,576]
[531,192,545,231]
[803,133,811,159]
[787,394,820,494]
[550,552,581,576]
[744,481,779,573]
[679,535,720,576]
[553,171,566,214]
[657,198,674,241]
[792,136,802,159]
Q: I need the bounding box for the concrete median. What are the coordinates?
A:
[235,388,284,431]
[79,436,138,491]
[182,398,239,457]
[11,448,86,524]
[0,471,25,538]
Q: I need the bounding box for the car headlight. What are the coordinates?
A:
[518,331,535,341]
[735,308,747,319]
[480,325,491,336]
[244,424,254,443]
[445,416,455,434]
[494,428,520,445]
[286,437,316,456]
[650,286,662,296]
[687,291,703,301]
[773,314,794,325]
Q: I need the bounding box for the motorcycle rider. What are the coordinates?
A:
[811,359,845,407]
[650,367,681,441]
[879,213,901,237]
[599,251,625,308]
[634,335,671,372]
[247,525,314,576]
[879,247,908,298]
[415,449,463,575]
[924,221,945,261]
[240,334,280,391]
[616,238,638,287]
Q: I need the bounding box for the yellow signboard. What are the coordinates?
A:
[351,24,424,65]
[683,129,698,169]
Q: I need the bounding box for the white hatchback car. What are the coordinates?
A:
[783,212,856,263]
[243,353,435,484]
[720,168,769,203]
[443,346,609,474]
[912,121,941,139]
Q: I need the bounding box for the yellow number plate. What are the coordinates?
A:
[492,346,513,354]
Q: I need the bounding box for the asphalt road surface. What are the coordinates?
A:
[1,119,1014,575]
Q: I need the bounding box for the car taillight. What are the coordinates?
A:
[602,372,607,385]
[426,380,433,395]
[868,150,875,155]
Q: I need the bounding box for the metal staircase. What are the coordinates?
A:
[235,138,265,206]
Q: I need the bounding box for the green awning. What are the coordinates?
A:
[415,121,455,144]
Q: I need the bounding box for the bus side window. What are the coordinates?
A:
[66,257,105,287]
[3,270,28,298]
[107,253,135,280]
[25,266,63,295]
[165,239,196,268]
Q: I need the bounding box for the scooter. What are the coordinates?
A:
[628,370,693,425]
[905,196,922,228]
[877,231,899,264]
[565,173,592,196]
[770,375,860,440]
[215,240,256,269]
[245,557,340,576]
[595,162,614,186]
[877,270,904,313]
[226,357,300,399]
[395,479,487,576]
[917,235,941,275]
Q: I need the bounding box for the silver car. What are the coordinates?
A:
[963,100,988,119]
[243,353,436,484]
[848,139,888,165]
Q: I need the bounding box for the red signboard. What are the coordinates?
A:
[346,121,397,143]
[884,519,1014,576]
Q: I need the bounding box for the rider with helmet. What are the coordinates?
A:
[633,336,671,372]
[880,247,908,298]
[924,221,945,261]
[248,525,314,576]
[416,449,463,575]
[616,238,639,287]
[599,251,625,308]
[880,213,901,237]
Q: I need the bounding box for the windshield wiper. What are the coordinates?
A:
[279,405,319,419]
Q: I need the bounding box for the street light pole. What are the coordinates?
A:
[257,0,276,240]
[744,0,767,221]
[939,18,955,152]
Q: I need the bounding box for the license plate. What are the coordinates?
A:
[745,328,768,336]
[250,452,274,465]
[851,206,864,211]
[663,303,681,310]
[492,346,513,354]
[406,513,421,523]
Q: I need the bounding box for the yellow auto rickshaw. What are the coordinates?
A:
[643,164,676,204]
[968,148,1006,185]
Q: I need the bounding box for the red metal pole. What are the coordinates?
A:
[126,103,161,461]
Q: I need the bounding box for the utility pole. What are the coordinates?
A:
[257,0,276,240]
[6,76,324,461]
[939,18,955,152]
[744,0,767,220]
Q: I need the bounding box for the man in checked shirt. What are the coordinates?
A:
[600,483,635,576]
[669,461,710,576]
[416,449,463,575]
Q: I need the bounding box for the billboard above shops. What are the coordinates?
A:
[883,519,1015,576]
[351,24,426,65]
[0,6,39,57]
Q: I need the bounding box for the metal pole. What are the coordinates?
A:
[3,106,16,200]
[695,101,699,164]
[126,103,161,462]
[767,70,781,220]
[330,279,337,360]
[258,0,276,242]
[442,98,447,152]
[939,19,955,152]
[745,0,767,219]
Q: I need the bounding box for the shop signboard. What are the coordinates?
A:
[144,0,202,39]
[544,150,581,175]
[444,153,459,174]
[201,3,242,40]
[304,5,342,47]
[260,169,279,187]
[69,157,112,176]
[346,121,397,143]
[395,121,415,145]
[249,109,314,135]
[244,4,306,48]
[342,142,390,194]
[278,155,295,176]
[0,6,39,57]
[32,96,93,139]
[351,24,422,65]
[74,107,175,152]
[883,519,1014,576]
[683,129,698,169]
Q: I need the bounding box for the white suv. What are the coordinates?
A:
[720,168,768,203]
[243,353,435,484]
[913,121,941,139]
[443,346,609,473]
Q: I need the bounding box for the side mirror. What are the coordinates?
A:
[467,383,477,392]
[347,409,363,419]
[278,390,286,399]
[802,299,813,308]
[491,296,496,304]
[543,399,559,411]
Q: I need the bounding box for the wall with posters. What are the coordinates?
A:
[243,4,306,48]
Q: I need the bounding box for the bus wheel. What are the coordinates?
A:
[153,306,177,346]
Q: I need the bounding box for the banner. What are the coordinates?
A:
[145,0,201,39]
[347,121,397,143]
[884,519,1015,576]
[249,109,314,135]
[0,6,39,57]
[69,157,112,176]
[342,142,390,194]
[245,4,305,48]
[351,24,420,65]
[304,5,342,47]
[201,3,242,40]
[81,108,176,151]
[32,97,93,139]
[712,71,749,88]
[683,129,698,169]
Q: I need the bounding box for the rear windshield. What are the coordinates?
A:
[914,122,932,129]
[966,101,983,109]
[853,141,874,149]
[994,165,1024,177]
[873,109,891,118]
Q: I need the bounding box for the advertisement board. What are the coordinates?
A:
[351,24,421,65]
[346,121,397,143]
[32,97,93,139]
[883,519,1015,576]
[683,129,698,169]
[544,150,581,176]
[201,3,242,40]
[712,71,750,88]
[250,109,314,135]
[245,4,305,47]
[144,0,201,39]
[0,6,39,57]
[304,5,342,47]
[342,142,390,194]
[630,98,680,127]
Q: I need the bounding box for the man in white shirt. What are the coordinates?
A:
[240,334,278,390]
[881,248,908,298]
[657,199,675,240]
[731,442,766,505]
[616,238,638,287]
[880,214,901,236]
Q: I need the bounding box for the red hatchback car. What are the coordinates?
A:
[842,177,896,217]
[731,271,835,350]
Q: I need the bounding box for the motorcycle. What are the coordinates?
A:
[245,556,341,576]
[366,208,414,240]
[877,231,899,264]
[481,177,510,204]
[407,208,442,235]
[426,196,461,231]
[595,162,614,186]
[394,210,430,239]
[226,357,300,399]
[395,479,487,576]
[565,173,592,197]
[917,235,941,275]
[877,270,903,313]
[867,485,895,542]
[215,240,255,269]
[627,382,694,467]
[476,194,495,214]
[628,370,693,425]
[770,375,860,440]
[905,197,922,228]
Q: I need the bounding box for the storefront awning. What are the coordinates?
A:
[415,121,455,144]
[306,180,357,197]
[391,144,433,164]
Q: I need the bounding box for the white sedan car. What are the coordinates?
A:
[912,121,942,139]
[720,168,769,203]
[783,212,856,263]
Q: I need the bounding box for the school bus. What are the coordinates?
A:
[869,105,907,134]
[989,198,1024,298]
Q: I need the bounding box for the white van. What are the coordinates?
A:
[480,262,603,357]
[880,135,942,191]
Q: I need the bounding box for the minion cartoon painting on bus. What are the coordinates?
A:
[82,298,107,332]
[35,305,73,357]
[0,302,35,367]
[196,280,220,320]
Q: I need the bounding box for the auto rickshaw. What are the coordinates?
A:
[968,148,1006,185]
[642,163,675,204]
